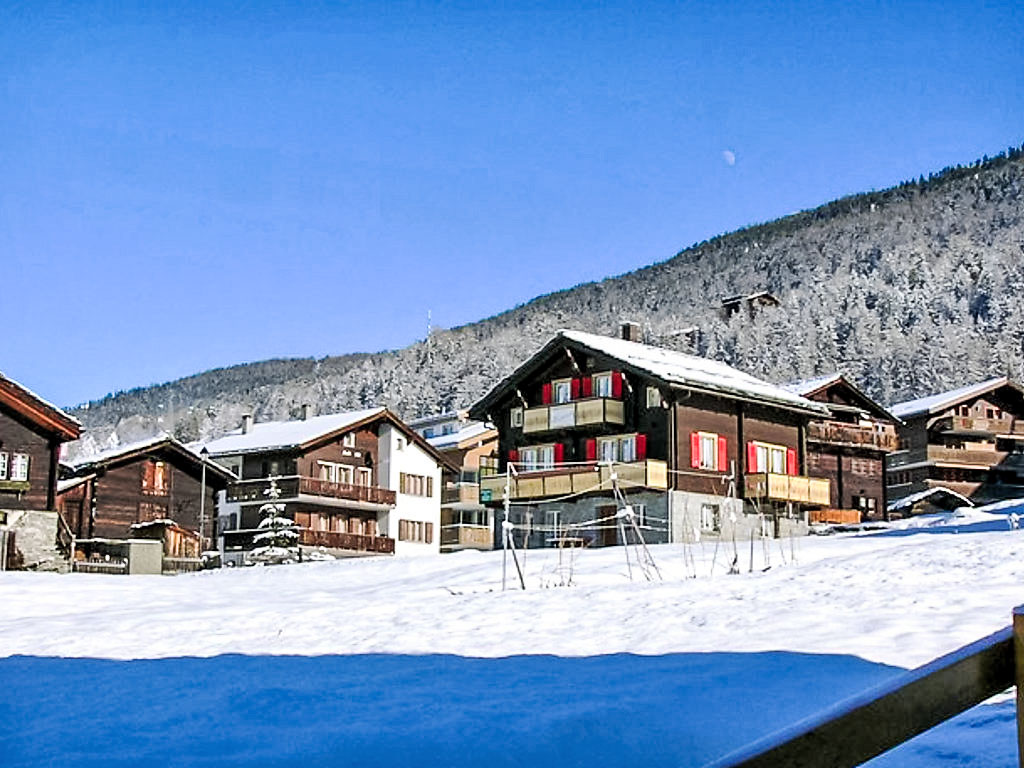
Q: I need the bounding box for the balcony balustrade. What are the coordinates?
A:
[440,524,492,550]
[934,414,1021,435]
[298,528,395,554]
[478,459,668,502]
[226,475,396,506]
[522,398,625,434]
[807,421,899,451]
[744,473,832,506]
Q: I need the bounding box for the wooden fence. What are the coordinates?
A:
[709,605,1024,767]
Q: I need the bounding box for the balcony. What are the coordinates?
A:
[934,415,1020,435]
[807,421,899,451]
[744,473,831,506]
[441,483,482,506]
[440,524,492,551]
[298,528,395,554]
[478,459,668,502]
[226,475,396,507]
[523,398,625,434]
[926,445,1008,466]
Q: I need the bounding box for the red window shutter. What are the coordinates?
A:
[690,432,700,468]
[571,378,581,400]
[636,434,647,460]
[542,383,552,404]
[611,371,623,398]
[508,449,519,463]
[787,448,798,476]
[585,439,597,461]
[553,443,564,464]
[717,436,727,472]
[582,377,593,397]
[747,442,758,473]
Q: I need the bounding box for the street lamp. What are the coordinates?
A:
[199,446,209,556]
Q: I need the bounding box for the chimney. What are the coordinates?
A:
[301,404,311,421]
[241,414,253,434]
[620,321,642,343]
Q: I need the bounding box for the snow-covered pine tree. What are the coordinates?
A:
[248,477,299,565]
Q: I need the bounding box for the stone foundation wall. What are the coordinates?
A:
[0,509,67,572]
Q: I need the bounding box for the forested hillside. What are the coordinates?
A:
[69,147,1024,458]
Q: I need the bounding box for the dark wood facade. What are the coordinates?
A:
[887,378,1024,506]
[793,375,899,522]
[0,372,81,512]
[57,438,233,545]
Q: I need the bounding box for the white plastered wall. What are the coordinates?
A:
[377,424,442,556]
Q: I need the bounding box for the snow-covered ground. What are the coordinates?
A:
[2,513,1023,766]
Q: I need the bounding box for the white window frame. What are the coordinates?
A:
[510,407,524,428]
[698,432,718,471]
[520,447,539,472]
[646,386,661,409]
[552,378,572,404]
[0,452,8,480]
[598,437,618,463]
[752,442,787,474]
[546,509,561,543]
[11,453,29,482]
[593,372,613,398]
[538,445,555,469]
[619,435,637,463]
[342,432,356,447]
[700,503,720,532]
[520,444,556,472]
[356,467,372,486]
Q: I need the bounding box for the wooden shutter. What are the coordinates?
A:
[399,519,408,541]
[585,439,597,461]
[635,434,647,460]
[611,371,623,398]
[747,442,758,473]
[582,377,593,397]
[427,477,434,496]
[571,378,581,400]
[553,443,564,464]
[542,383,552,404]
[786,448,798,476]
[717,436,727,472]
[426,522,434,544]
[690,432,700,468]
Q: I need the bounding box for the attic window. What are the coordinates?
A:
[646,387,661,409]
[342,433,356,447]
[510,407,524,428]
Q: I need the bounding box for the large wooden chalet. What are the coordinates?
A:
[886,377,1024,507]
[783,374,900,523]
[468,325,832,548]
[202,407,452,563]
[57,435,236,569]
[0,371,82,570]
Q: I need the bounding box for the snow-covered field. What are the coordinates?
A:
[2,509,1023,766]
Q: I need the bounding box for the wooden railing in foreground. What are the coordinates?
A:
[709,606,1024,767]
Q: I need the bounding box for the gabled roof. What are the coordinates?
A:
[68,433,236,484]
[887,487,974,513]
[200,408,459,473]
[471,329,827,417]
[426,421,497,451]
[890,377,1018,419]
[783,373,898,423]
[0,371,81,441]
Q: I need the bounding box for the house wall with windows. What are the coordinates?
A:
[0,407,60,512]
[377,423,442,556]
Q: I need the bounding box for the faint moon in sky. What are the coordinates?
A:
[722,150,736,166]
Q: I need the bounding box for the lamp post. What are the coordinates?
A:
[199,446,209,556]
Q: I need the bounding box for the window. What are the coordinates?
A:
[699,433,718,470]
[749,442,788,474]
[510,407,524,428]
[141,460,167,494]
[598,437,617,463]
[11,454,29,482]
[342,432,357,447]
[400,472,434,496]
[593,373,613,398]
[318,462,355,484]
[646,386,662,409]
[553,379,572,404]
[357,468,372,486]
[546,510,561,544]
[398,519,434,543]
[0,452,7,480]
[700,503,720,532]
[619,435,637,462]
[519,444,560,471]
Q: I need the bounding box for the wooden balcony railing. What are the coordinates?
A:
[807,421,900,451]
[744,473,832,506]
[440,524,492,549]
[441,483,481,505]
[936,414,1019,435]
[226,476,396,506]
[478,460,668,502]
[709,606,1022,767]
[523,398,625,434]
[927,445,1009,466]
[298,528,395,554]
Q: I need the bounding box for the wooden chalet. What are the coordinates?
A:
[886,377,1024,508]
[409,411,498,552]
[468,325,832,548]
[783,374,899,523]
[57,434,235,571]
[202,407,454,562]
[0,371,81,570]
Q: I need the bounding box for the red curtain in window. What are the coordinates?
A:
[786,448,798,476]
[585,439,597,461]
[636,434,647,460]
[582,377,593,397]
[690,432,700,468]
[611,371,623,398]
[541,383,552,404]
[747,442,758,473]
[717,436,727,471]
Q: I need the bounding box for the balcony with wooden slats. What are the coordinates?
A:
[440,524,492,551]
[298,528,395,554]
[522,398,625,434]
[226,475,396,507]
[744,473,831,506]
[933,414,1022,436]
[807,420,900,451]
[478,459,668,502]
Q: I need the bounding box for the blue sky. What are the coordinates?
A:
[3,1,1022,407]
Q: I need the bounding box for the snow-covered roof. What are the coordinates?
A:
[531,330,828,414]
[890,377,1010,419]
[0,370,81,439]
[426,421,496,450]
[781,374,843,397]
[57,474,93,494]
[887,487,975,512]
[200,408,387,456]
[67,433,236,481]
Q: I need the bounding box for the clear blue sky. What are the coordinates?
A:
[3,1,1022,407]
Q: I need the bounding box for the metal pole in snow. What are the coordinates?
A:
[502,463,510,591]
